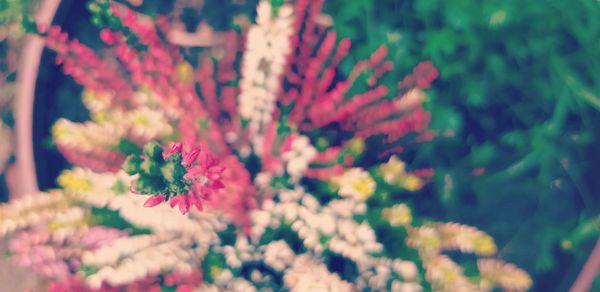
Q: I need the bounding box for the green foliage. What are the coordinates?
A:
[326,0,600,288]
[0,0,34,27]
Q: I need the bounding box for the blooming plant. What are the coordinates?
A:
[0,0,532,291]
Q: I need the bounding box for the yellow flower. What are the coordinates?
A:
[379,155,406,183]
[473,235,497,256]
[92,111,109,123]
[382,204,412,226]
[58,171,91,192]
[334,168,376,201]
[51,123,69,139]
[398,174,423,192]
[176,62,194,85]
[346,138,365,156]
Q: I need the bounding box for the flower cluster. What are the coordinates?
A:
[0,0,532,291]
[122,142,224,214]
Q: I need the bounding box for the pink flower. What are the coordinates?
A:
[176,194,190,215]
[99,29,119,45]
[163,142,183,159]
[144,195,166,207]
[182,148,200,166]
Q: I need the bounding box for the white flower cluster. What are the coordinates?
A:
[407,223,497,256]
[83,233,201,289]
[355,257,421,292]
[477,259,533,291]
[283,254,353,292]
[58,168,130,207]
[281,135,317,181]
[262,240,295,271]
[119,107,174,144]
[238,1,294,154]
[61,167,226,246]
[422,254,476,292]
[219,236,261,269]
[53,118,124,152]
[0,191,75,236]
[251,186,384,266]
[328,220,383,263]
[54,105,173,152]
[200,274,257,292]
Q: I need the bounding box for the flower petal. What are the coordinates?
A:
[169,196,180,208]
[163,142,183,159]
[178,195,190,214]
[183,148,201,166]
[144,195,165,207]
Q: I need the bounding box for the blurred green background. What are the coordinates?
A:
[2,0,600,290]
[323,0,600,290]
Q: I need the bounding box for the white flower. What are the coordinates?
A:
[263,240,295,271]
[83,234,199,289]
[391,281,423,292]
[238,1,294,154]
[329,220,383,263]
[282,135,317,181]
[53,118,125,152]
[393,260,418,281]
[125,107,173,143]
[284,254,353,292]
[254,172,273,189]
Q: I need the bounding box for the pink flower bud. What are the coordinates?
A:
[143,195,166,207]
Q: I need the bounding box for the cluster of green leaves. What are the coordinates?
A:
[122,141,190,198]
[325,0,600,289]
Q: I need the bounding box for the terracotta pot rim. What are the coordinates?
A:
[9,0,61,198]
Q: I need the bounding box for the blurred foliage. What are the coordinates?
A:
[324,0,600,289]
[0,0,35,26]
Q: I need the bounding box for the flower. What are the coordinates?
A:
[379,156,423,191]
[283,254,353,292]
[281,135,317,181]
[382,204,412,226]
[238,1,294,154]
[124,141,225,214]
[477,259,533,291]
[334,168,376,201]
